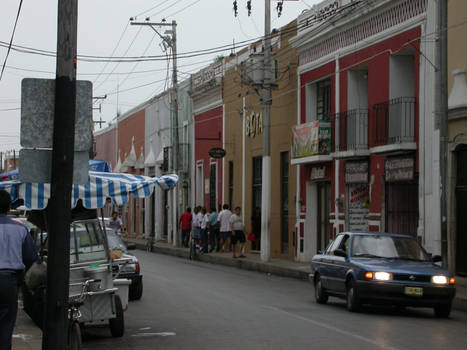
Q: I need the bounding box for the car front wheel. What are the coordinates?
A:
[346,278,361,312]
[434,303,452,318]
[129,279,143,301]
[315,276,328,304]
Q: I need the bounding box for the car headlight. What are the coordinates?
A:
[121,263,136,273]
[431,275,448,285]
[374,272,392,281]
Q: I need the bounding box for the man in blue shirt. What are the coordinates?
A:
[208,207,219,252]
[0,190,38,350]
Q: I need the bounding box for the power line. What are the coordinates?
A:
[92,21,130,84]
[165,0,203,19]
[148,0,185,19]
[0,0,24,82]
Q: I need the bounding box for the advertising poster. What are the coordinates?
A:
[347,184,369,232]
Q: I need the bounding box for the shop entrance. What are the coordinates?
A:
[385,182,418,236]
[317,182,331,252]
[456,146,467,275]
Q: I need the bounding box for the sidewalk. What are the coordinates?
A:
[12,306,42,350]
[125,236,467,312]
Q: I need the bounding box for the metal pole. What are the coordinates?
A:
[261,0,272,262]
[439,0,448,266]
[171,20,180,247]
[43,0,77,348]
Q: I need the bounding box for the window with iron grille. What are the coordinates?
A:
[210,162,217,211]
[317,78,331,120]
[252,157,262,215]
[229,161,234,210]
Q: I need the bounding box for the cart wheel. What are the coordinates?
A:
[68,322,82,350]
[109,295,125,337]
[129,279,143,301]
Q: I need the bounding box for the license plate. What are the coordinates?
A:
[404,286,423,297]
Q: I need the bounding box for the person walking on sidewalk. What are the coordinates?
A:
[208,207,219,252]
[230,206,246,259]
[0,190,38,350]
[192,206,202,248]
[218,204,232,252]
[107,211,124,236]
[179,207,193,248]
[200,207,210,253]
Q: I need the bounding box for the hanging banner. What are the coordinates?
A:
[291,120,331,158]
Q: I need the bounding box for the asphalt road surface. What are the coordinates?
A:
[83,251,467,350]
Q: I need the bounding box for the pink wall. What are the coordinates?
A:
[94,127,117,170]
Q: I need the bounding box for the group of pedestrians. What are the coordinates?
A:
[179,204,247,258]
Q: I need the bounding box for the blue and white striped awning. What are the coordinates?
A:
[0,171,178,210]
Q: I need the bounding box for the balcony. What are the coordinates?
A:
[291,119,332,165]
[334,109,369,158]
[371,97,417,153]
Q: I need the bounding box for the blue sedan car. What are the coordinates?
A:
[310,232,456,317]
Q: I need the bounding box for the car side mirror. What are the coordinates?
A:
[317,250,323,255]
[432,255,442,263]
[334,249,347,258]
[127,243,136,251]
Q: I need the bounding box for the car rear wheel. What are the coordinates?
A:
[346,278,361,312]
[434,303,452,318]
[314,276,328,304]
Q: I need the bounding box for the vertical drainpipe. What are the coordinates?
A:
[335,54,340,235]
[222,104,226,206]
[296,68,301,259]
[242,96,246,225]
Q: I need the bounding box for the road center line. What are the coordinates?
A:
[262,305,401,350]
[132,332,176,337]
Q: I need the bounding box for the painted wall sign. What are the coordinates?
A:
[193,63,223,89]
[347,184,369,232]
[345,161,368,184]
[311,166,326,181]
[386,157,414,182]
[245,112,263,138]
[208,147,226,159]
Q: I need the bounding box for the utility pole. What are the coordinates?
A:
[261,0,272,262]
[43,0,77,348]
[439,0,448,266]
[171,20,180,248]
[130,20,179,246]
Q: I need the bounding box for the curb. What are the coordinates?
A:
[129,239,467,313]
[129,240,309,280]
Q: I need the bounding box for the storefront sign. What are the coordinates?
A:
[345,161,368,184]
[291,120,331,158]
[348,184,369,232]
[245,112,263,138]
[208,147,226,159]
[386,157,414,182]
[193,63,223,89]
[311,166,327,181]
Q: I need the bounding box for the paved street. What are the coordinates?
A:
[83,251,467,350]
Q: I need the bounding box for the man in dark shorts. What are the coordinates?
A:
[179,207,192,248]
[229,206,246,258]
[217,204,232,252]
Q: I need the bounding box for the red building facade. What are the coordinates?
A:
[291,0,437,261]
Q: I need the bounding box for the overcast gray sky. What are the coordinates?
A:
[0,0,319,154]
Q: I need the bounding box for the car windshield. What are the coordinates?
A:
[70,221,108,263]
[351,235,429,261]
[107,233,128,252]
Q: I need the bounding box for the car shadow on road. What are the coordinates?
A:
[320,299,442,319]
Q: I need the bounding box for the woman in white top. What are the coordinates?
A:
[229,206,246,258]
